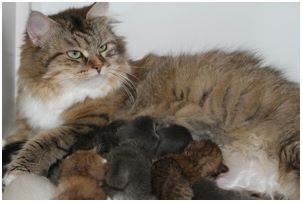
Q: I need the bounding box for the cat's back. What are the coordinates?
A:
[131,50,299,126]
[135,50,298,90]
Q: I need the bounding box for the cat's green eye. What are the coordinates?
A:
[98,44,108,53]
[66,50,82,59]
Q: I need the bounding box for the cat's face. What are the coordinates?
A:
[23,3,129,92]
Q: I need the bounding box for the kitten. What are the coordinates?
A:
[54,150,107,200]
[151,157,193,200]
[151,140,228,199]
[103,116,192,200]
[172,140,228,183]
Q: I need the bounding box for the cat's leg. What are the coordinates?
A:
[4,94,124,185]
[3,124,95,185]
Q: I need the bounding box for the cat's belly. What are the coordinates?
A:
[216,146,284,199]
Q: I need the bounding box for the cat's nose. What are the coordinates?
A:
[92,65,102,74]
[89,58,104,74]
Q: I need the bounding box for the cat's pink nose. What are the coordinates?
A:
[92,65,102,74]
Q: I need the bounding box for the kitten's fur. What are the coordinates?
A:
[103,116,192,199]
[4,3,299,199]
[151,140,229,199]
[54,150,107,200]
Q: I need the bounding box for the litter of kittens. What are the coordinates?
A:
[3,116,263,200]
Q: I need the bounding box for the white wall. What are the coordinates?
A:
[2,2,300,135]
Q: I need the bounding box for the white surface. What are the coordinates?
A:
[2,2,300,136]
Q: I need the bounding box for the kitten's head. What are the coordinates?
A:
[60,150,107,180]
[21,3,129,96]
[173,140,228,182]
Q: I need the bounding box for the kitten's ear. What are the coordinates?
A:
[26,11,59,47]
[86,2,109,20]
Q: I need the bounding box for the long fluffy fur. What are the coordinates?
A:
[4,3,299,199]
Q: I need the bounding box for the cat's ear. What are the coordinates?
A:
[26,11,59,47]
[86,2,109,20]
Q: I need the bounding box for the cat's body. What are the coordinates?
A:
[122,52,299,199]
[4,3,299,199]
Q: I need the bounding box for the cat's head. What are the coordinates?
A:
[20,3,130,97]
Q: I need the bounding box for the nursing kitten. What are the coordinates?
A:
[104,116,192,199]
[151,157,193,200]
[4,3,133,184]
[54,150,107,200]
[151,140,228,199]
[172,140,228,183]
[5,3,299,199]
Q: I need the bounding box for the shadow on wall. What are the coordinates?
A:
[3,3,17,136]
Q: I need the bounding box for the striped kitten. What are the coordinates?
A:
[54,150,107,200]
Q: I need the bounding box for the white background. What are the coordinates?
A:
[2,2,300,135]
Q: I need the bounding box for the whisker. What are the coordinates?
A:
[109,70,136,93]
[109,72,135,104]
[108,70,136,92]
[113,68,139,81]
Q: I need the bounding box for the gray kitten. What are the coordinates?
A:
[103,116,192,200]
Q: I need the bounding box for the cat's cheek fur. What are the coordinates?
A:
[20,77,122,130]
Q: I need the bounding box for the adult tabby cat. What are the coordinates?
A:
[4,2,299,200]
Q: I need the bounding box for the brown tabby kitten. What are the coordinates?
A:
[151,140,228,199]
[53,150,107,200]
[4,3,299,199]
[4,3,134,184]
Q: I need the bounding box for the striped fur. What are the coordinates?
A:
[4,3,299,200]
